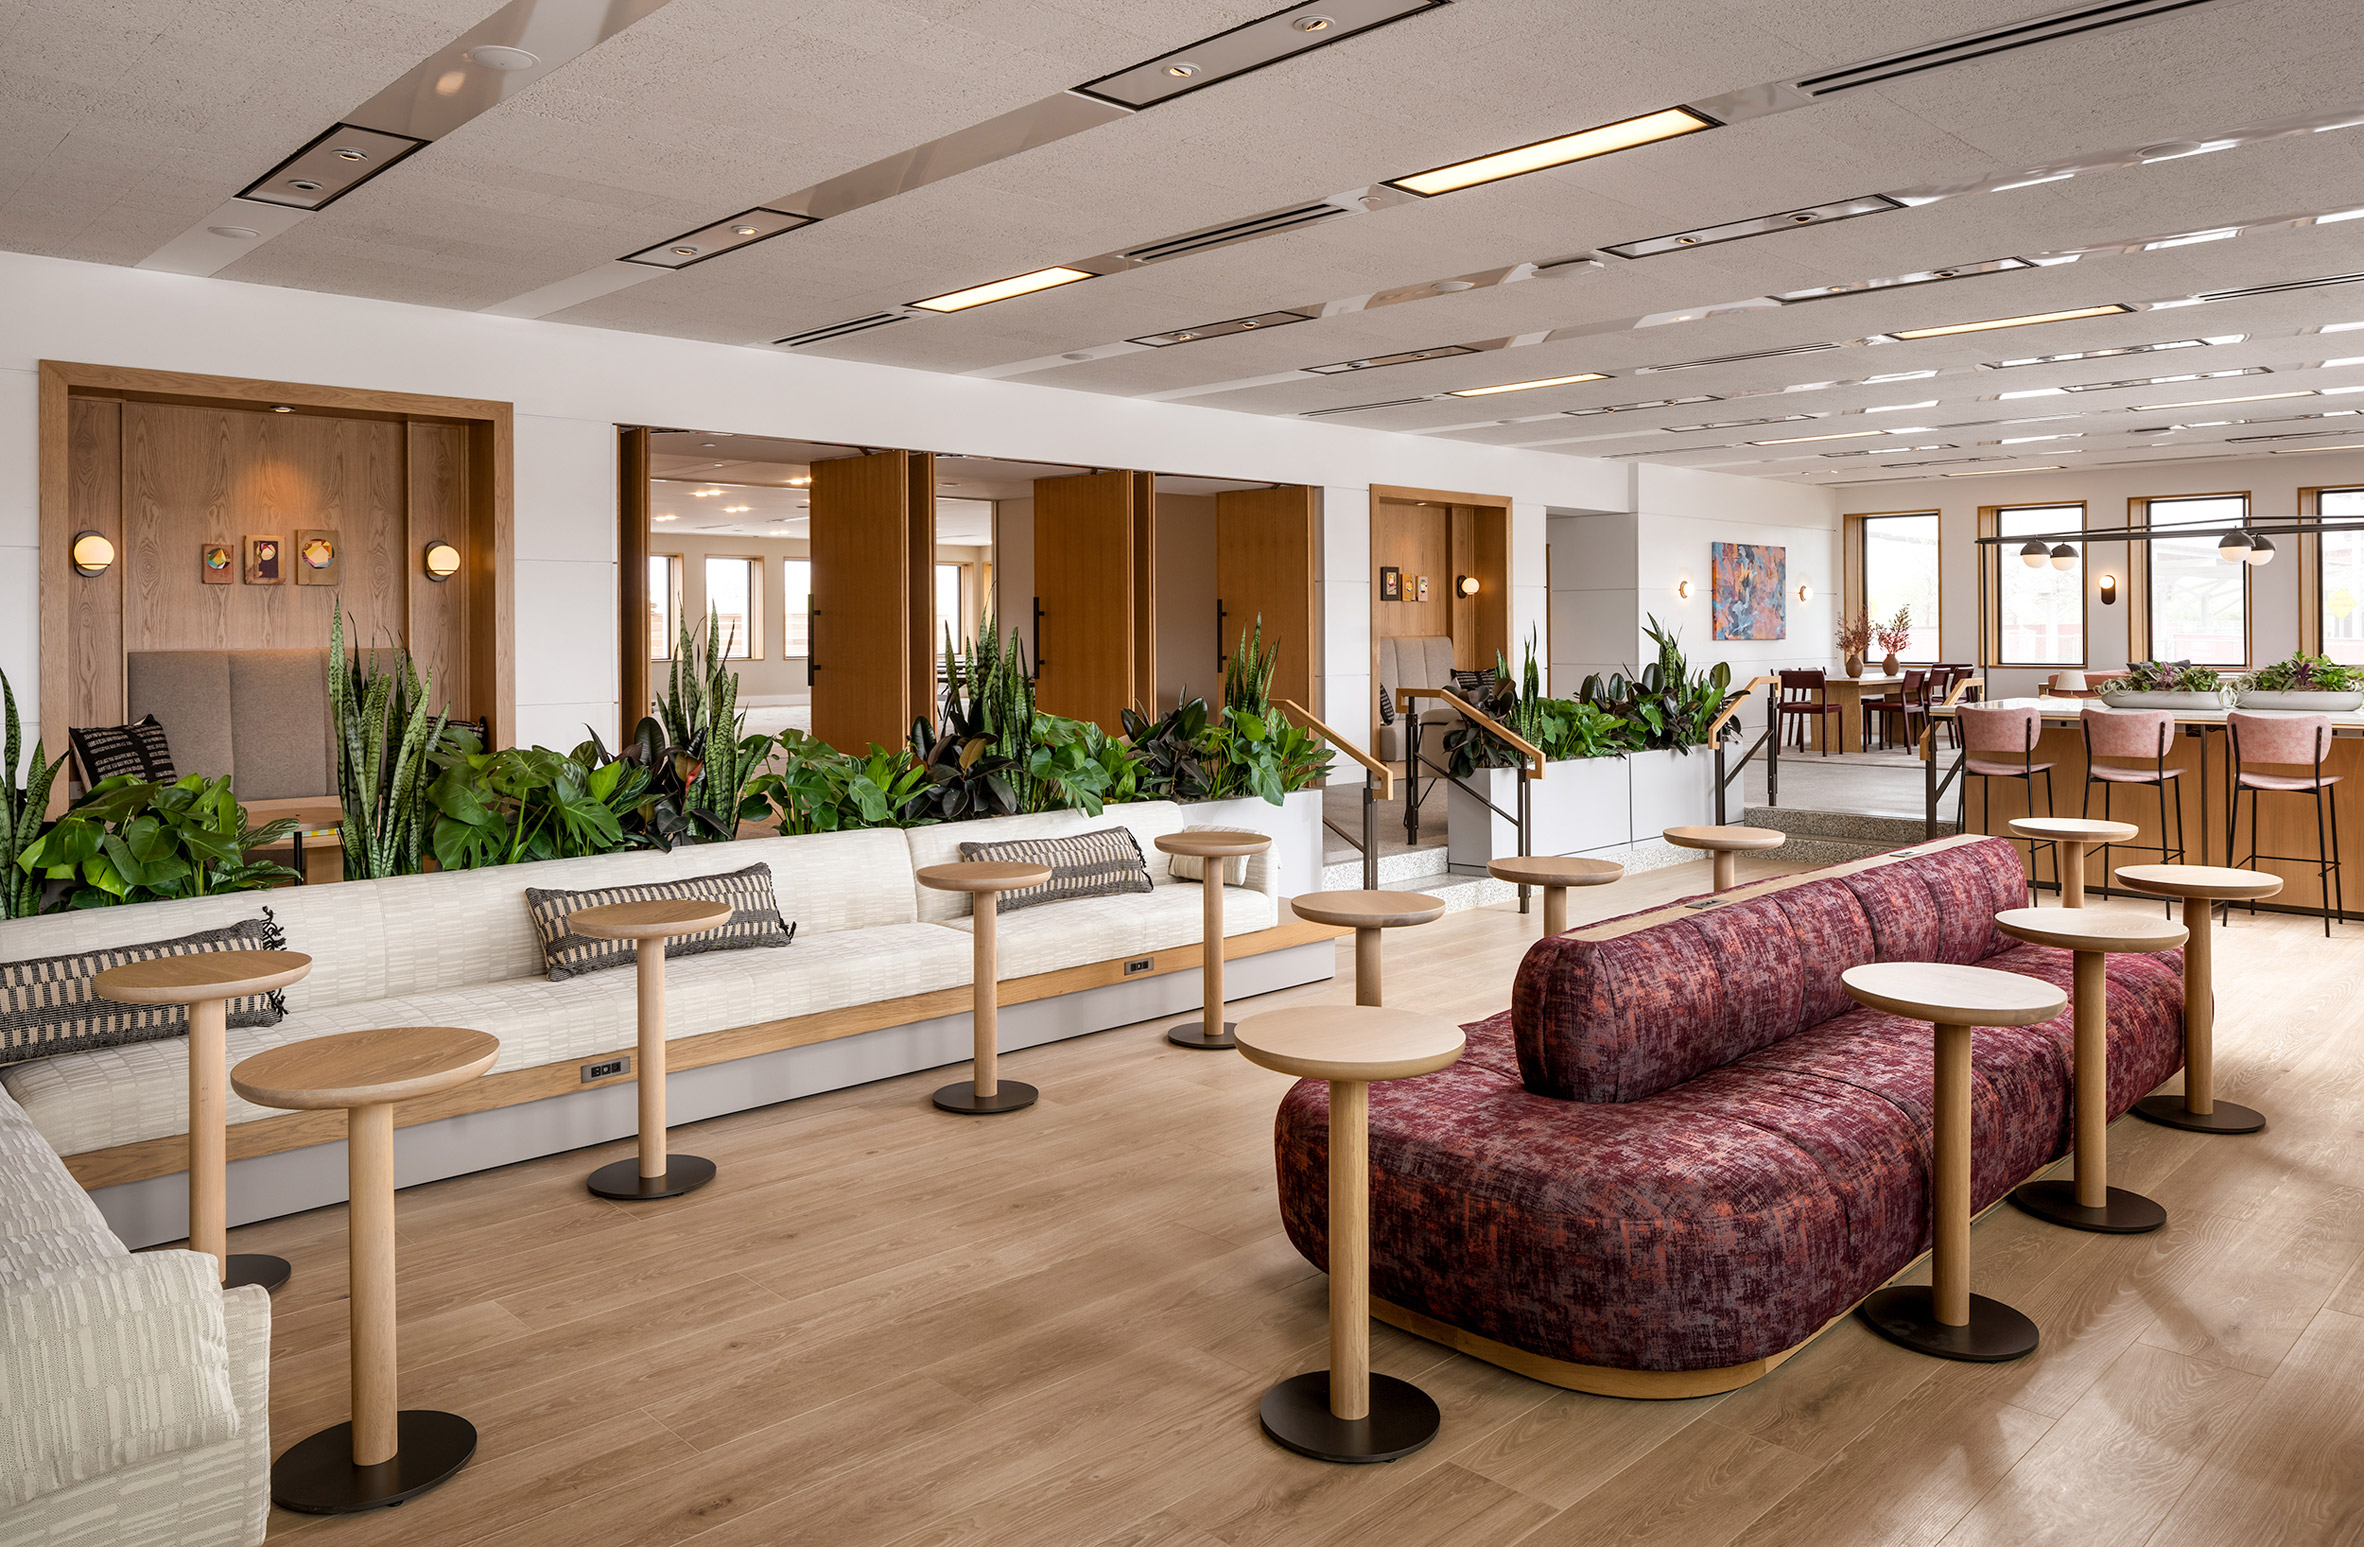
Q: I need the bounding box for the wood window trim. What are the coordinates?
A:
[1979,501,2088,669]
[1848,508,1942,665]
[2128,491,2253,669]
[2296,484,2364,658]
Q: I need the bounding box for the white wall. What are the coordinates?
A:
[1318,485,1372,751]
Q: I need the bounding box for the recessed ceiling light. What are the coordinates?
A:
[912,265,1096,312]
[464,44,539,71]
[1750,429,1886,445]
[671,245,698,256]
[207,225,259,239]
[732,225,758,237]
[1447,371,1609,397]
[653,514,677,521]
[270,405,292,413]
[331,147,368,162]
[1943,465,2065,476]
[1891,304,2131,339]
[2128,390,2313,410]
[725,505,751,513]
[285,178,322,192]
[1293,14,1333,30]
[434,68,466,95]
[787,476,812,487]
[1167,61,1199,76]
[1389,106,1715,196]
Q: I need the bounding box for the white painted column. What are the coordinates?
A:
[512,414,620,750]
[1511,498,1548,680]
[1316,485,1372,751]
[0,367,39,754]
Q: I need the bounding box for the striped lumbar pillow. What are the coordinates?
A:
[955,828,1154,915]
[0,916,287,1068]
[1164,827,1264,886]
[523,862,793,982]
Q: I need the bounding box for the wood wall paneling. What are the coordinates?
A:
[1131,471,1157,714]
[810,450,913,751]
[465,412,514,746]
[65,397,125,728]
[617,427,650,737]
[1371,498,1450,644]
[906,452,937,719]
[1215,485,1317,713]
[1475,502,1510,668]
[407,421,471,721]
[1032,469,1135,729]
[1449,504,1479,669]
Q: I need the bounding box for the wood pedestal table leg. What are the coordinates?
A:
[1712,850,1736,892]
[1542,884,1568,940]
[1354,928,1382,1007]
[2061,838,2087,907]
[936,889,1040,1112]
[588,934,718,1199]
[2010,949,2168,1233]
[1167,862,1238,1052]
[189,995,290,1292]
[2133,893,2266,1134]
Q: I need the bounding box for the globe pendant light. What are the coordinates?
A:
[2019,540,2051,568]
[2217,529,2253,562]
[2243,532,2276,565]
[2048,543,2078,570]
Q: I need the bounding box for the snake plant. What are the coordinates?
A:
[2,672,66,918]
[329,608,446,879]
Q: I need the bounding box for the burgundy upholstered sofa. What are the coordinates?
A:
[1272,834,2185,1396]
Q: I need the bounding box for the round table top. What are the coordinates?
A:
[1994,905,2189,954]
[566,898,735,940]
[2007,816,2139,843]
[1289,889,1447,929]
[232,1027,499,1111]
[1663,824,1786,853]
[1155,829,1272,859]
[2114,863,2285,903]
[915,860,1054,894]
[1841,962,2067,1028]
[1234,1005,1464,1083]
[94,950,313,1005]
[1485,855,1626,888]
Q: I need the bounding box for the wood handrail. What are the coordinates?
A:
[1941,675,1985,709]
[1397,687,1546,779]
[1274,698,1392,802]
[1707,675,1777,743]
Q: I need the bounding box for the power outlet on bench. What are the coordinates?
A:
[581,1056,631,1084]
[1123,956,1154,976]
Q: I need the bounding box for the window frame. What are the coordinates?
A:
[1854,510,1942,664]
[2129,491,2252,669]
[648,552,681,662]
[780,557,812,661]
[1979,501,2088,669]
[702,553,763,661]
[2302,485,2364,661]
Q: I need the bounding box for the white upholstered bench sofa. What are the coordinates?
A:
[0,799,1332,1247]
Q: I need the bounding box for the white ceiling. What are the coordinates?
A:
[9,0,2364,484]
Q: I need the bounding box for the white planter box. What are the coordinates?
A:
[2099,691,2227,709]
[1446,757,1631,872]
[2233,690,2363,712]
[1629,747,1717,842]
[1178,787,1325,898]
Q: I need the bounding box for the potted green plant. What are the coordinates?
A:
[2234,652,2363,711]
[2101,660,2230,709]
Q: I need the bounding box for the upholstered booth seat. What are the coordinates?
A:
[1271,835,2184,1382]
[1373,634,1464,764]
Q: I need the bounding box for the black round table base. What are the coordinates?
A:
[1167,1020,1237,1051]
[586,1153,716,1201]
[224,1253,290,1293]
[2010,1178,2167,1234]
[932,1080,1039,1115]
[1859,1286,2040,1363]
[2132,1094,2266,1135]
[271,1410,477,1514]
[1258,1371,1440,1465]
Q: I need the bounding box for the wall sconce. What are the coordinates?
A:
[70,531,115,577]
[1454,574,1481,598]
[422,540,461,581]
[1676,578,1692,600]
[2098,573,2117,605]
[1795,582,1813,603]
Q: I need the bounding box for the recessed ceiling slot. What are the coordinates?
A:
[625,207,815,268]
[1303,344,1478,374]
[1789,0,2227,96]
[2191,269,2364,302]
[1634,344,1843,373]
[237,123,427,210]
[1777,257,2029,303]
[1125,202,1350,263]
[1130,311,1319,347]
[1563,395,1720,416]
[774,312,914,347]
[1300,397,1434,416]
[1603,195,1903,259]
[1076,0,1446,109]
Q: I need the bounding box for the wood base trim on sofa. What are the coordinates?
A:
[62,917,1344,1190]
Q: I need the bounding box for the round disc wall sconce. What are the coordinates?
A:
[1454,574,1481,598]
[423,540,462,581]
[2098,574,2118,605]
[71,531,116,577]
[1676,579,1693,599]
[1795,582,1814,602]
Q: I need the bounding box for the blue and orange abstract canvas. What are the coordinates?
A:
[1711,542,1786,640]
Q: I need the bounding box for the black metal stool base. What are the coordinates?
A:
[1257,1371,1440,1464]
[1859,1286,2040,1363]
[271,1410,477,1514]
[2010,1178,2167,1234]
[1167,1020,1237,1051]
[586,1153,716,1200]
[224,1253,291,1293]
[2132,1094,2265,1135]
[932,1080,1038,1115]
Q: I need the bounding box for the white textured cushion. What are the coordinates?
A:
[903,802,1187,924]
[0,1086,121,1293]
[0,1250,238,1511]
[1164,827,1264,886]
[944,879,1277,979]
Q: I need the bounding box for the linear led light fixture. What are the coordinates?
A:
[1663,413,1822,432]
[1751,429,1886,445]
[2062,366,2265,392]
[1601,195,1902,258]
[625,207,814,268]
[1130,310,1316,347]
[1447,371,1608,397]
[1777,256,2030,304]
[1304,344,1478,374]
[2271,441,2364,452]
[238,123,428,210]
[1633,343,1842,373]
[1942,465,2066,476]
[1076,0,1447,109]
[912,266,1096,312]
[1388,106,1717,196]
[1301,397,1434,417]
[1982,336,2237,368]
[1890,304,2132,339]
[2127,390,2313,410]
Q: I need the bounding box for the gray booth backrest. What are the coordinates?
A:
[126,649,339,801]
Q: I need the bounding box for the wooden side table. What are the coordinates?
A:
[94,949,313,1291]
[1154,830,1275,1051]
[232,1026,498,1514]
[1842,962,2065,1361]
[1663,824,1786,892]
[2008,816,2136,907]
[917,861,1053,1113]
[566,899,733,1198]
[2117,863,2284,1134]
[1235,1004,1464,1463]
[1484,855,1624,937]
[1995,906,2187,1233]
[1288,891,1446,1007]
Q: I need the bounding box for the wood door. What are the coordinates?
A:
[1131,471,1157,714]
[1216,485,1317,714]
[810,450,914,751]
[1032,470,1134,728]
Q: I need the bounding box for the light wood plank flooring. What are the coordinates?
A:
[229,855,2364,1546]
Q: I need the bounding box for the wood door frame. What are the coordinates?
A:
[37,360,515,779]
[1368,484,1510,709]
[619,427,650,736]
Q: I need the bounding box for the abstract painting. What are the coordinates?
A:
[244,535,283,584]
[200,543,233,584]
[294,529,339,586]
[1711,542,1786,641]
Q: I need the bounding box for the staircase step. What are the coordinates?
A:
[1741,805,1954,866]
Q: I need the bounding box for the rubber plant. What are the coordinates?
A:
[1,671,66,919]
[19,775,297,908]
[329,608,446,879]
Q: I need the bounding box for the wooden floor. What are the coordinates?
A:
[234,855,2364,1547]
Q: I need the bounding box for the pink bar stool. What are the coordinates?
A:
[2081,705,2186,904]
[1957,704,2058,887]
[2226,711,2345,936]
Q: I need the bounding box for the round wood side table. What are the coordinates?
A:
[2116,863,2283,1135]
[1484,855,1624,937]
[1235,1004,1464,1463]
[566,899,733,1199]
[1994,905,2187,1233]
[1154,830,1274,1051]
[1287,891,1446,1007]
[1663,824,1785,892]
[232,1026,499,1514]
[918,861,1054,1113]
[2007,817,2137,907]
[94,949,313,1291]
[1842,962,2066,1362]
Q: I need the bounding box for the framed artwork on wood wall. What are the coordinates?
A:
[295,529,340,586]
[1711,541,1787,641]
[244,535,284,584]
[200,543,233,584]
[1379,565,1401,602]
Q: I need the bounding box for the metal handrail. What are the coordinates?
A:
[1708,676,1778,826]
[1397,687,1546,778]
[1397,695,1538,914]
[1275,699,1391,802]
[1275,697,1387,891]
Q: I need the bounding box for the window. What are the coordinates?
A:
[1992,504,2084,666]
[2143,494,2247,665]
[2321,488,2364,665]
[648,554,679,660]
[1860,513,1940,660]
[934,563,964,658]
[704,556,758,659]
[782,559,811,657]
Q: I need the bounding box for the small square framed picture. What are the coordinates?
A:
[294,529,339,586]
[244,535,284,584]
[1416,574,1430,602]
[200,543,234,584]
[1378,565,1402,602]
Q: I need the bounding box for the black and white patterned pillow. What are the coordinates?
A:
[1377,680,1395,727]
[67,715,175,787]
[0,915,285,1068]
[956,828,1154,915]
[524,863,794,982]
[1450,668,1499,705]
